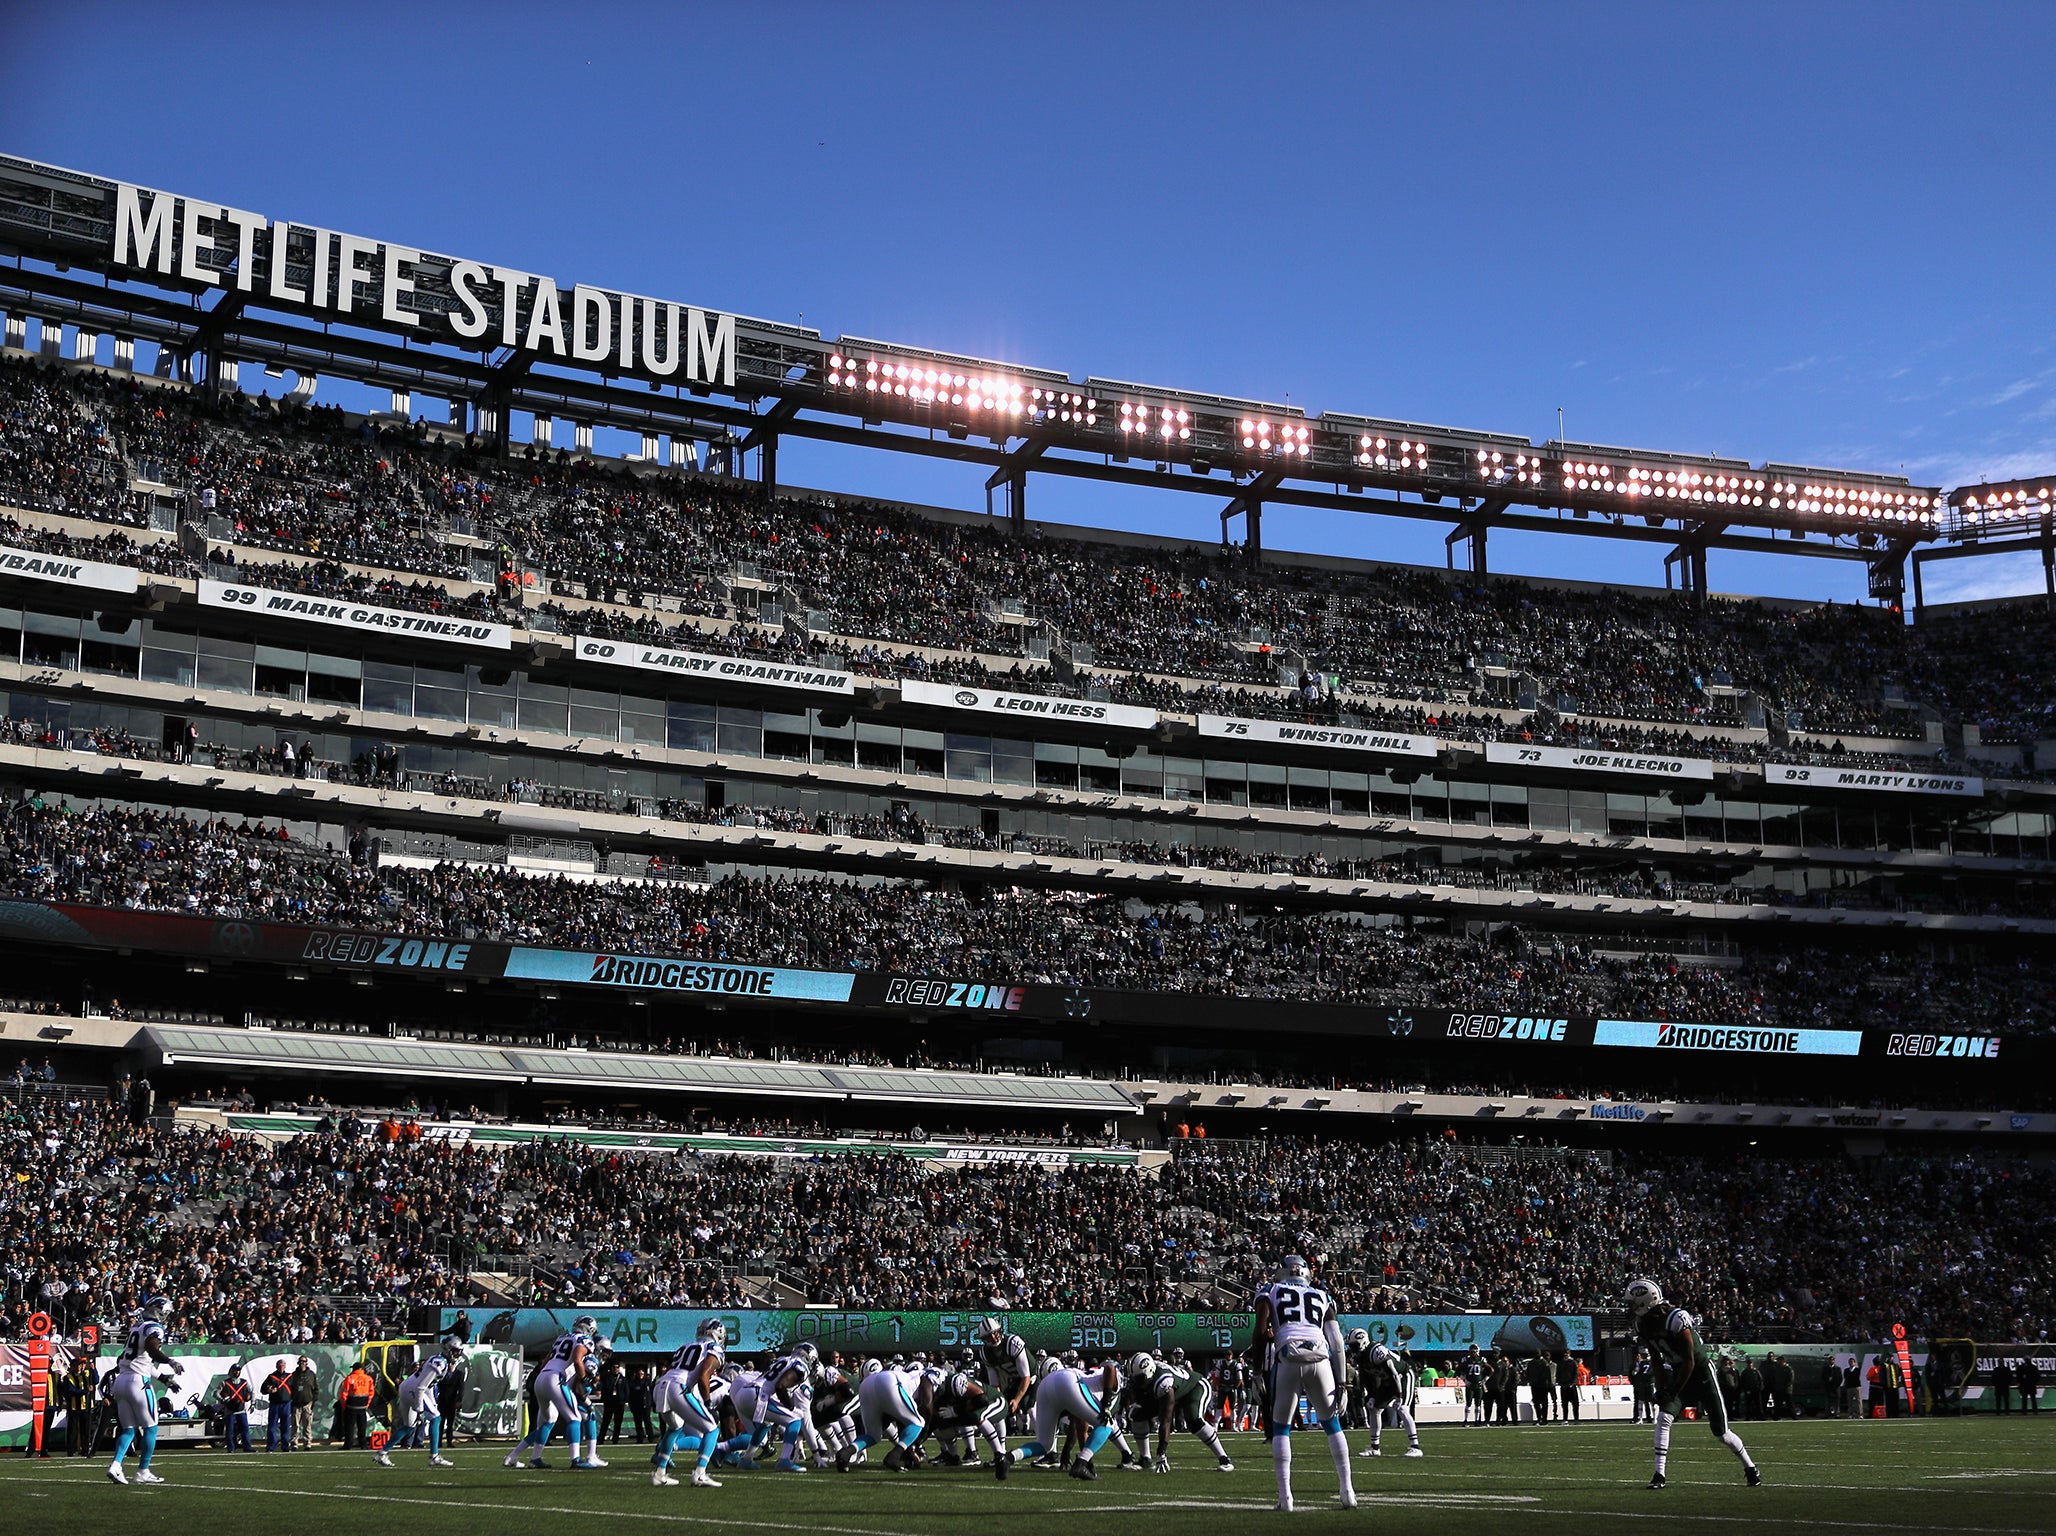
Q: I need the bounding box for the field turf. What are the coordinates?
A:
[6,1418,2054,1535]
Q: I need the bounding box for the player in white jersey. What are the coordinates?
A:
[106,1295,180,1486]
[843,1360,930,1472]
[505,1314,597,1469]
[991,1359,1122,1483]
[1254,1255,1357,1513]
[1348,1332,1423,1459]
[735,1342,819,1470]
[650,1319,730,1488]
[376,1340,464,1467]
[976,1317,1035,1452]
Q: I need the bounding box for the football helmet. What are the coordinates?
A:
[1347,1328,1371,1353]
[1168,1347,1186,1365]
[1277,1254,1312,1283]
[697,1317,728,1344]
[1367,1343,1391,1367]
[861,1358,884,1379]
[1624,1278,1665,1319]
[573,1315,600,1339]
[1125,1351,1156,1380]
[977,1315,1006,1346]
[792,1341,819,1364]
[443,1338,467,1361]
[138,1295,173,1323]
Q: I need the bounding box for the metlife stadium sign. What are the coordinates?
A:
[107,180,737,388]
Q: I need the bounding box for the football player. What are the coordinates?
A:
[1349,1333,1422,1459]
[1253,1255,1356,1513]
[975,1317,1035,1462]
[1625,1279,1762,1491]
[991,1356,1122,1483]
[649,1318,731,1488]
[106,1294,180,1486]
[376,1340,464,1468]
[505,1315,597,1469]
[1122,1351,1234,1474]
[842,1358,929,1472]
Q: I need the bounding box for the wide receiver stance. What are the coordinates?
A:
[1254,1255,1356,1513]
[1625,1278,1762,1490]
[1349,1331,1423,1459]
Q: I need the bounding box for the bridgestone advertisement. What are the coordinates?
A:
[0,899,2028,1066]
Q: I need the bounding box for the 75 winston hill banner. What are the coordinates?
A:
[436,1307,1593,1360]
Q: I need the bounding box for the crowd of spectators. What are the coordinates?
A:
[3,353,2052,749]
[4,1085,2049,1345]
[1,801,2050,1032]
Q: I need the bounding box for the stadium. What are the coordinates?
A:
[3,14,2055,1533]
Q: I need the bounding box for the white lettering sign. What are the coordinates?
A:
[199,579,511,649]
[1484,740,1714,782]
[573,635,854,696]
[899,678,1158,731]
[1198,714,1436,758]
[1763,763,1983,798]
[106,182,737,388]
[0,545,140,595]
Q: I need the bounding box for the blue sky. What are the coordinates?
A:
[5,2,2054,606]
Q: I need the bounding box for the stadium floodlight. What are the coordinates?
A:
[1764,464,1942,528]
[1949,476,2056,529]
[1475,448,1553,488]
[1242,417,1312,458]
[1119,401,1191,443]
[1028,386,1097,426]
[824,352,1031,420]
[1355,433,1427,472]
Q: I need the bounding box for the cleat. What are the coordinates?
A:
[691,1466,722,1488]
[1340,1491,1358,1509]
[1069,1457,1098,1481]
[772,1460,809,1473]
[585,1455,608,1469]
[570,1459,591,1470]
[503,1449,522,1469]
[105,1463,128,1486]
[1648,1473,1667,1490]
[937,1449,961,1466]
[651,1470,678,1487]
[1218,1459,1235,1472]
[429,1455,454,1468]
[528,1457,549,1469]
[1405,1447,1425,1458]
[1746,1467,1763,1488]
[994,1449,1013,1481]
[1117,1457,1144,1472]
[1359,1446,1381,1457]
[1032,1453,1060,1469]
[375,1452,393,1467]
[883,1447,904,1473]
[835,1447,853,1473]
[1276,1496,1294,1513]
[135,1470,164,1485]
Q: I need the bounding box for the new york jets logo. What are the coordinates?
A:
[954,690,980,707]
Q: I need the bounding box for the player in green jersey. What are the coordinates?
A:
[1625,1279,1762,1491]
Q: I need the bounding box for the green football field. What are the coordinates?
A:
[6,1418,2054,1535]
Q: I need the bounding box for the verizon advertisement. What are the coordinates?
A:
[1485,741,1715,782]
[1197,715,1437,759]
[900,678,1158,731]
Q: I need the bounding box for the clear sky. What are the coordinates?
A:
[5,2,2053,606]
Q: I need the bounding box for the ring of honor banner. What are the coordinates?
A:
[0,898,2027,1068]
[436,1307,1593,1359]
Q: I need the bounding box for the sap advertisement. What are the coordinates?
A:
[439,1307,1591,1358]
